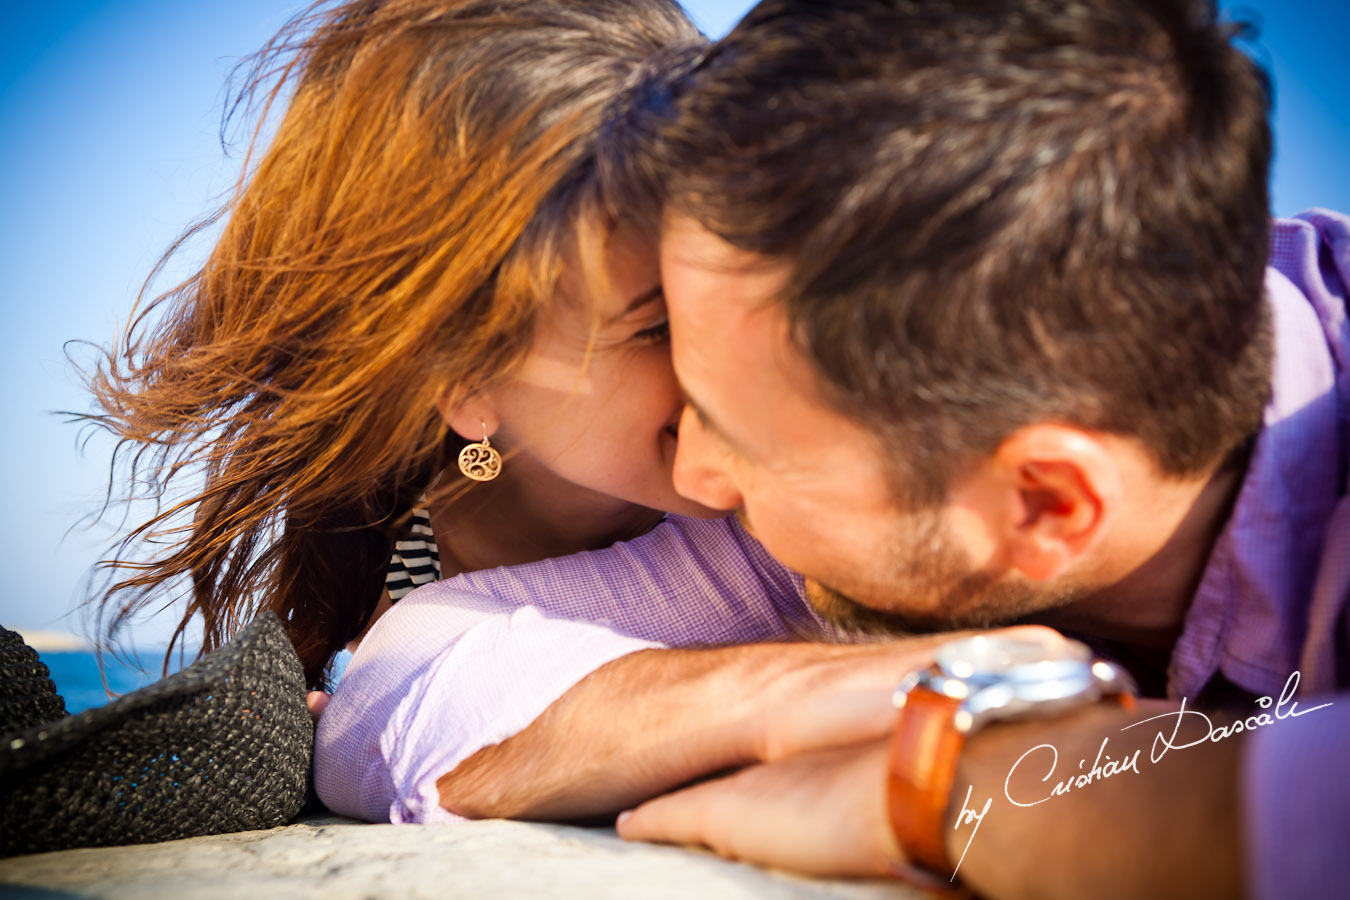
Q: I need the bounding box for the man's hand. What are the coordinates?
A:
[436,636,953,821]
[616,738,900,878]
[437,625,1058,821]
[750,625,1059,763]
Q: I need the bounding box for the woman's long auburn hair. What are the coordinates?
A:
[80,0,702,687]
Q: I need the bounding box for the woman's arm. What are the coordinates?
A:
[314,514,802,822]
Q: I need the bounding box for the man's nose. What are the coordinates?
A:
[672,406,743,511]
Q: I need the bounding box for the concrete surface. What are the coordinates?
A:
[0,814,923,899]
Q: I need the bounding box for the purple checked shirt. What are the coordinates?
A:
[315,211,1349,900]
[1230,210,1350,900]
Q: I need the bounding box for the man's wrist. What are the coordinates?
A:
[941,704,1163,900]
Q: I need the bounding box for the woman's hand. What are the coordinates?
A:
[307,690,331,721]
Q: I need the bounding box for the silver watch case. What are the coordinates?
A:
[892,631,1137,736]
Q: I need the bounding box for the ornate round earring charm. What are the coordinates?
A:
[458,424,502,482]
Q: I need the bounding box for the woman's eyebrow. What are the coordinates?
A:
[608,285,664,323]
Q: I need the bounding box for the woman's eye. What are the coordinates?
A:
[630,319,670,344]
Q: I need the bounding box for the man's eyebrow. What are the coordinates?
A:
[681,389,743,455]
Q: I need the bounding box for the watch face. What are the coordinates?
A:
[935,630,1090,682]
[899,630,1134,733]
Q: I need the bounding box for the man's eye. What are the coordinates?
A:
[631,319,671,344]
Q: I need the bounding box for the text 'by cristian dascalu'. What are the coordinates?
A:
[946,671,1333,881]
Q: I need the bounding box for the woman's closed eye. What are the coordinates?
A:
[630,318,670,344]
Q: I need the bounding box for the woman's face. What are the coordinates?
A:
[480,225,718,520]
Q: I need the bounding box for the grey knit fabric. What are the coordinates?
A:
[0,613,312,857]
[0,626,68,734]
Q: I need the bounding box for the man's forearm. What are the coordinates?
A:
[438,636,958,820]
[948,703,1242,900]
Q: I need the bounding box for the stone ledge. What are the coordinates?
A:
[0,814,921,899]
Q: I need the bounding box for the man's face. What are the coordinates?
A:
[662,215,1057,632]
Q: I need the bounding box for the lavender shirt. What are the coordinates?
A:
[315,514,837,824]
[316,211,1348,899]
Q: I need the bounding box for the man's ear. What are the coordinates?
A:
[987,425,1123,582]
[435,390,500,445]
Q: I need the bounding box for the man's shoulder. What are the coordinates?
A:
[1271,210,1350,327]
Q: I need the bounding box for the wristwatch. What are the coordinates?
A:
[886,630,1137,881]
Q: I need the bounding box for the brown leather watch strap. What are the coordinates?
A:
[887,685,1139,881]
[886,685,965,877]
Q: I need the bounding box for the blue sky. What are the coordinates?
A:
[2,0,1346,645]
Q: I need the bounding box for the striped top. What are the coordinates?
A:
[385,508,441,602]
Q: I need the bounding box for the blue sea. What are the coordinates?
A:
[40,650,184,714]
[40,649,351,714]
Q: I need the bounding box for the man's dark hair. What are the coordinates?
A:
[655,0,1274,504]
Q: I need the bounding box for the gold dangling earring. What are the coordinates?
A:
[457,421,503,482]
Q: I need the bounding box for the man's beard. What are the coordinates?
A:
[802,510,1079,639]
